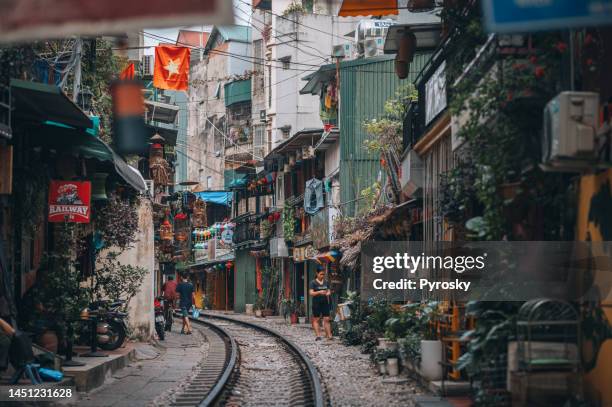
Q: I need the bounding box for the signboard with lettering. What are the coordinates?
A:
[425,61,446,126]
[48,180,91,223]
[482,0,612,33]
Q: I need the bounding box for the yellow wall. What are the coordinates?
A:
[577,171,612,406]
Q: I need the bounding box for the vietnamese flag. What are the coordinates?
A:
[153,46,190,91]
[119,62,135,80]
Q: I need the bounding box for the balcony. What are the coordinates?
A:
[232,212,262,248]
[225,126,253,163]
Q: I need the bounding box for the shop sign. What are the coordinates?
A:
[221,228,234,245]
[311,208,329,249]
[482,0,612,33]
[425,60,446,125]
[293,245,317,262]
[48,180,91,223]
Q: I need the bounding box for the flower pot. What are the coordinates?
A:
[245,304,254,315]
[262,309,274,317]
[290,313,299,324]
[378,361,387,375]
[378,338,398,351]
[386,358,400,376]
[255,309,262,317]
[420,339,443,381]
[378,338,389,350]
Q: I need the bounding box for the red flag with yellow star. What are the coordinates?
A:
[153,46,190,91]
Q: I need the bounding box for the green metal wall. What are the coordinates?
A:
[339,53,431,216]
[234,249,257,312]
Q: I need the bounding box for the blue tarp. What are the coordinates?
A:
[194,191,233,207]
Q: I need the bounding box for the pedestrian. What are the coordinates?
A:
[176,273,195,335]
[309,269,333,341]
[161,275,178,331]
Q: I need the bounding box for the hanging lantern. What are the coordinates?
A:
[226,261,233,269]
[160,219,173,241]
[274,211,281,222]
[149,143,171,186]
[91,173,109,200]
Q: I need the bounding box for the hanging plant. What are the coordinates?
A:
[14,161,49,238]
[282,204,295,242]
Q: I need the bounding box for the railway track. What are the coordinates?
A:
[171,312,324,407]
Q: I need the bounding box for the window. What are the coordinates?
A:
[213,83,221,99]
[253,124,265,159]
[207,176,212,189]
[254,39,264,70]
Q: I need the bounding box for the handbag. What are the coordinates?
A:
[192,308,200,319]
[39,367,63,382]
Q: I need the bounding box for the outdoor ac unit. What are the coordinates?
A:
[141,55,154,76]
[361,38,384,58]
[400,150,423,198]
[332,43,355,59]
[541,91,599,171]
[144,179,154,198]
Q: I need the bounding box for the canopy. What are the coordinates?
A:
[194,191,233,207]
[10,79,92,129]
[224,79,252,107]
[31,123,146,192]
[338,0,398,17]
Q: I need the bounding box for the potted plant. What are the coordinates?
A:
[254,296,265,318]
[418,302,443,381]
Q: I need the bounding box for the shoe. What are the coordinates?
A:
[315,337,322,341]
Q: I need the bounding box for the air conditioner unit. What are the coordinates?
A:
[332,43,355,59]
[362,38,384,58]
[541,91,599,171]
[141,55,154,76]
[144,179,154,198]
[400,150,423,198]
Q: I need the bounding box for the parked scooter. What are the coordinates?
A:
[154,297,165,341]
[79,300,128,351]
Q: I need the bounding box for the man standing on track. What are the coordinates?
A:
[176,273,195,335]
[309,269,333,341]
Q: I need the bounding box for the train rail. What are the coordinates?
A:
[171,312,324,407]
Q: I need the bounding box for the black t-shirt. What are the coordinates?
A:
[176,282,194,308]
[310,279,329,306]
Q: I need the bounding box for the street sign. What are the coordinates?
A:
[48,180,92,223]
[482,0,612,33]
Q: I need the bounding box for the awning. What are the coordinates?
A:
[30,123,146,192]
[144,100,179,124]
[224,79,251,107]
[185,252,235,270]
[300,64,335,95]
[314,128,339,151]
[338,0,398,17]
[266,128,323,159]
[194,191,233,207]
[383,24,441,55]
[10,79,92,129]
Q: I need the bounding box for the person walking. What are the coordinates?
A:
[161,275,178,331]
[176,273,195,335]
[309,269,333,341]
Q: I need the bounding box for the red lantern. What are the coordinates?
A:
[268,214,274,223]
[274,211,281,222]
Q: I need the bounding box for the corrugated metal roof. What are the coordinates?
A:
[206,25,252,51]
[338,52,431,216]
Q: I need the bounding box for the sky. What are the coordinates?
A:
[143,0,252,54]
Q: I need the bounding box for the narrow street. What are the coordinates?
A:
[81,326,209,407]
[1,1,612,406]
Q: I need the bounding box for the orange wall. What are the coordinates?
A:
[577,171,612,406]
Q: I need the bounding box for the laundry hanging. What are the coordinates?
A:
[304,178,324,215]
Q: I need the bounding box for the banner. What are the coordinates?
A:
[48,180,91,223]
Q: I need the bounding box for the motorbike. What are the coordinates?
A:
[154,297,165,341]
[163,298,174,332]
[79,300,128,351]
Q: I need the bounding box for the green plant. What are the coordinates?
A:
[14,161,48,238]
[282,204,295,241]
[279,297,298,320]
[371,347,399,363]
[93,252,147,310]
[282,1,307,15]
[94,195,140,251]
[254,296,266,311]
